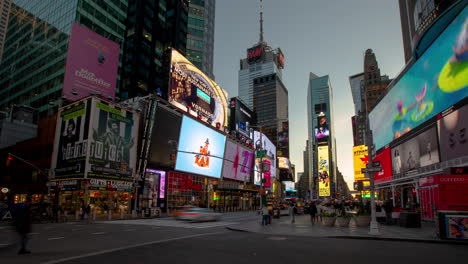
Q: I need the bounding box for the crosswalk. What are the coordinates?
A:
[98,218,240,229]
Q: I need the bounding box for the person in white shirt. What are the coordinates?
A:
[261,206,269,226]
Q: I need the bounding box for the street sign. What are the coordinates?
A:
[256,150,265,158]
[362,167,382,173]
[372,161,381,167]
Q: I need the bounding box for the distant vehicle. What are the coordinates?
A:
[176,207,222,222]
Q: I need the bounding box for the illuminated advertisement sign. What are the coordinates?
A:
[276,48,285,69]
[369,7,468,151]
[175,116,226,178]
[445,215,468,239]
[391,126,439,175]
[63,23,119,101]
[222,140,254,182]
[438,104,468,161]
[373,148,393,184]
[229,97,253,138]
[51,101,89,179]
[87,98,140,181]
[253,131,276,178]
[169,49,228,128]
[353,145,368,182]
[317,145,330,197]
[247,45,263,62]
[278,157,291,169]
[315,113,330,141]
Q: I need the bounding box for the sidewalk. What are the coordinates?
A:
[226,214,468,244]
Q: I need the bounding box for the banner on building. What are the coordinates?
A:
[317,145,330,197]
[353,145,368,182]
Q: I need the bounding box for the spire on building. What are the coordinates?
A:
[259,0,267,45]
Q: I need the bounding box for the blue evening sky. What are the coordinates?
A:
[213,0,406,188]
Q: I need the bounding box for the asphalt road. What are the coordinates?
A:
[1,212,467,264]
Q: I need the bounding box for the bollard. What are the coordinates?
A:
[92,208,97,221]
[107,210,112,220]
[120,209,124,219]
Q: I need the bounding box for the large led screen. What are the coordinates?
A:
[370,7,468,151]
[253,131,277,178]
[317,145,330,197]
[438,104,468,161]
[373,148,393,184]
[353,145,368,182]
[175,116,226,178]
[391,126,439,175]
[315,113,330,140]
[222,140,254,182]
[169,49,228,128]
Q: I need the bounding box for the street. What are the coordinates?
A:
[1,213,467,264]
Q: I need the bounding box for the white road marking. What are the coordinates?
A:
[268,236,287,241]
[91,232,106,235]
[98,219,239,229]
[48,237,65,240]
[40,231,225,264]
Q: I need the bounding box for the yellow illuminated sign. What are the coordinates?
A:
[353,145,368,182]
[317,145,330,197]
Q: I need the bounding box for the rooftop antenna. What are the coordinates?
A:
[259,0,264,44]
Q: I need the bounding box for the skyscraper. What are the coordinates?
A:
[307,73,337,198]
[0,0,128,115]
[186,0,215,79]
[0,0,11,63]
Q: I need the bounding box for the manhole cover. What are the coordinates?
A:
[268,236,287,241]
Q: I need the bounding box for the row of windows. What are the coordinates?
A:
[189,7,204,17]
[187,38,203,48]
[188,27,203,38]
[188,17,204,28]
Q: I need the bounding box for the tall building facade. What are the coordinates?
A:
[186,0,215,79]
[307,73,337,198]
[0,0,11,63]
[0,0,128,114]
[119,0,189,100]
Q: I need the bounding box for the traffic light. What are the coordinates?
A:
[6,155,13,167]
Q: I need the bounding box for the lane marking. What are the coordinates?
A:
[41,231,225,264]
[91,232,106,235]
[48,237,65,240]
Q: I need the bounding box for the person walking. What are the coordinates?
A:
[12,198,32,255]
[316,203,322,223]
[261,206,269,226]
[384,200,394,225]
[289,203,296,224]
[309,203,318,225]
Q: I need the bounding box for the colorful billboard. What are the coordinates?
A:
[445,215,468,239]
[438,104,468,161]
[369,7,468,151]
[278,157,291,169]
[317,145,330,197]
[353,145,368,182]
[222,140,254,182]
[253,131,277,178]
[51,101,90,179]
[169,49,228,128]
[391,126,439,175]
[373,148,393,184]
[315,113,330,141]
[87,98,140,181]
[175,116,226,178]
[63,23,120,101]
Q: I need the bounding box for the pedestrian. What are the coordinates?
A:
[261,206,269,226]
[316,203,322,223]
[384,200,394,225]
[12,198,32,255]
[309,202,318,225]
[289,203,296,224]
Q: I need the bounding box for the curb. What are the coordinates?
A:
[327,236,468,245]
[226,226,253,233]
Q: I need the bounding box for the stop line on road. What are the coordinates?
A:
[97,219,240,229]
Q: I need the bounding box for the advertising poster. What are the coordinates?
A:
[278,157,291,169]
[315,113,330,141]
[143,169,160,208]
[369,7,468,151]
[253,131,277,178]
[373,148,393,184]
[277,120,289,157]
[87,98,139,181]
[222,140,254,182]
[51,101,89,179]
[63,23,120,101]
[169,49,228,128]
[391,126,439,174]
[438,104,468,161]
[317,145,330,197]
[175,116,226,178]
[353,145,368,182]
[262,160,272,188]
[445,215,468,239]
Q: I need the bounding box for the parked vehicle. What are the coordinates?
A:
[176,207,222,222]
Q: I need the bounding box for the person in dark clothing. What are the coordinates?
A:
[12,200,32,254]
[309,203,318,225]
[384,200,394,225]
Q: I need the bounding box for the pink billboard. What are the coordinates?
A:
[222,140,255,182]
[63,23,120,101]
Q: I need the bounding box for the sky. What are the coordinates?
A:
[213,0,406,189]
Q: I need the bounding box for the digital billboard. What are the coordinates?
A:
[315,113,330,141]
[175,116,226,178]
[87,98,140,181]
[229,97,253,138]
[391,126,439,175]
[278,157,291,169]
[247,45,263,62]
[373,148,393,184]
[63,23,120,101]
[438,104,468,161]
[222,140,254,182]
[369,7,468,151]
[169,49,228,128]
[253,131,277,178]
[51,100,90,179]
[353,145,368,182]
[317,145,330,197]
